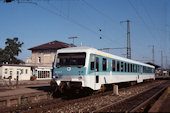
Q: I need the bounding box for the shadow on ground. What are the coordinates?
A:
[27,86,52,92]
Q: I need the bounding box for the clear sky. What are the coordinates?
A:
[0,0,170,68]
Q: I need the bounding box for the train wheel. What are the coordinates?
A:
[80,87,93,96]
[130,81,137,86]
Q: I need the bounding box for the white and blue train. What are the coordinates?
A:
[51,46,155,92]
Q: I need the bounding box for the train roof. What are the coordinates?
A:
[57,46,155,68]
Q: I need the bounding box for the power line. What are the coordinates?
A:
[140,0,156,29]
[35,1,120,46]
[3,0,129,53]
[81,0,114,23]
[80,0,119,33]
[128,0,155,39]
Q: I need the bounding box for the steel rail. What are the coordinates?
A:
[91,82,168,113]
[129,84,168,112]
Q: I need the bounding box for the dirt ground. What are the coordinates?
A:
[0,80,51,97]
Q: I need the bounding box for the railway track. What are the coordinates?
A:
[0,80,167,113]
[92,81,170,112]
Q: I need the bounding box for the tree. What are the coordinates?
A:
[0,37,24,64]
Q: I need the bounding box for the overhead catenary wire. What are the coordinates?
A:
[79,0,126,49]
[128,0,155,39]
[80,0,119,32]
[40,1,123,46]
[81,0,114,23]
[1,0,126,51]
[140,0,156,30]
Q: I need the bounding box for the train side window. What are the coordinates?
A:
[143,66,146,73]
[117,61,120,72]
[152,68,155,73]
[141,66,143,73]
[90,56,95,70]
[128,63,130,72]
[125,63,127,72]
[137,65,140,72]
[134,64,136,72]
[103,58,107,71]
[131,64,133,72]
[96,57,99,72]
[112,60,116,71]
[121,62,124,72]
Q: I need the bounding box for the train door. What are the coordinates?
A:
[90,55,100,90]
[137,65,143,83]
[95,57,99,82]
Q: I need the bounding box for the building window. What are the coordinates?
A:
[112,60,116,71]
[38,57,41,63]
[4,68,8,74]
[21,69,23,75]
[17,70,20,76]
[102,58,107,71]
[25,69,28,74]
[10,71,13,78]
[38,71,50,78]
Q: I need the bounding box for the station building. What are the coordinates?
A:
[26,40,74,80]
[0,64,31,81]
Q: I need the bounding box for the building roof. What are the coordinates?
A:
[146,62,160,69]
[28,40,75,50]
[0,64,31,67]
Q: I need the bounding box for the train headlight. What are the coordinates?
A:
[53,76,59,79]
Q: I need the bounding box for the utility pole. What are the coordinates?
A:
[120,20,131,59]
[165,56,167,69]
[152,45,155,64]
[68,36,79,45]
[161,50,163,69]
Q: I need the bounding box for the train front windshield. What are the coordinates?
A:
[56,52,86,67]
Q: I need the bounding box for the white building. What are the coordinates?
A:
[0,64,32,81]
